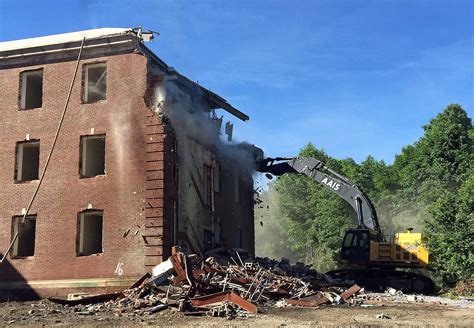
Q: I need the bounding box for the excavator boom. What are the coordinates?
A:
[258,157,385,241]
[258,156,434,294]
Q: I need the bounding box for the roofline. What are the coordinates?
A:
[0,28,249,122]
[0,28,133,53]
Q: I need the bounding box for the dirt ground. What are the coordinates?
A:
[1,300,473,327]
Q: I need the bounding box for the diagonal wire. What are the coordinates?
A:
[0,37,86,264]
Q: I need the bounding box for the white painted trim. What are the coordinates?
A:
[0,28,131,52]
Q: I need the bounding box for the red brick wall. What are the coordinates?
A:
[0,52,166,284]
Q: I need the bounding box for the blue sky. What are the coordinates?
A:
[1,0,472,163]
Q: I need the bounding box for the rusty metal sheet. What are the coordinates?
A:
[191,291,257,314]
[170,254,187,283]
[340,284,361,300]
[300,292,330,306]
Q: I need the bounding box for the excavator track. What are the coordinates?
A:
[325,268,435,295]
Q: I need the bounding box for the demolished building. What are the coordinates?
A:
[0,28,258,299]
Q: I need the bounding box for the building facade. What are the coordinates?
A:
[0,28,255,299]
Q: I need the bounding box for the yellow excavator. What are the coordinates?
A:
[259,157,434,294]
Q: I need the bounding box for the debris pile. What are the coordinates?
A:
[52,246,363,319]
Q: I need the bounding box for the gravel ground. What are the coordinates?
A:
[1,297,473,327]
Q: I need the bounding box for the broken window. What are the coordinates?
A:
[20,69,43,110]
[83,63,107,103]
[203,164,213,206]
[80,135,105,177]
[11,215,36,258]
[77,210,103,256]
[15,141,40,182]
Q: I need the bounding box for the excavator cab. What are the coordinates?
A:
[341,229,370,263]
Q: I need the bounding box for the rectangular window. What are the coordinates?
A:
[20,69,43,110]
[15,141,40,182]
[203,164,213,206]
[77,210,103,256]
[11,215,37,258]
[80,135,105,177]
[83,63,107,103]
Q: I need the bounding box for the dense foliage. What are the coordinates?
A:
[255,104,473,288]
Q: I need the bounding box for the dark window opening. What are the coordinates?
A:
[235,228,242,248]
[214,162,221,194]
[11,215,36,258]
[20,70,43,110]
[234,174,240,203]
[80,135,105,177]
[84,63,107,103]
[203,164,213,206]
[16,141,40,182]
[77,210,103,256]
[204,230,213,251]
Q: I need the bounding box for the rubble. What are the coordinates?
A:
[355,287,474,309]
[48,246,364,319]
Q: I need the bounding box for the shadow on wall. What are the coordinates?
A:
[0,254,40,301]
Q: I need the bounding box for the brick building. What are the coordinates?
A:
[0,28,256,299]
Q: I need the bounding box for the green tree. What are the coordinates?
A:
[270,143,353,271]
[255,104,473,289]
[425,171,474,287]
[390,104,473,232]
[394,104,472,205]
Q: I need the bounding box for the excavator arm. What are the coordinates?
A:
[258,157,385,242]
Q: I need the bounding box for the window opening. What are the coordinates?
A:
[84,63,107,103]
[77,210,103,256]
[11,215,36,258]
[203,164,213,206]
[16,141,40,182]
[20,70,43,110]
[80,135,105,177]
[235,228,242,248]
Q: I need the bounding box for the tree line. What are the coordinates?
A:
[255,104,473,289]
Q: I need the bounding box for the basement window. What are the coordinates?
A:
[83,63,107,103]
[77,211,103,256]
[11,215,36,258]
[20,69,43,110]
[15,141,40,182]
[80,135,105,178]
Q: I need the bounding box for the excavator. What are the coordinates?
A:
[258,157,435,294]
